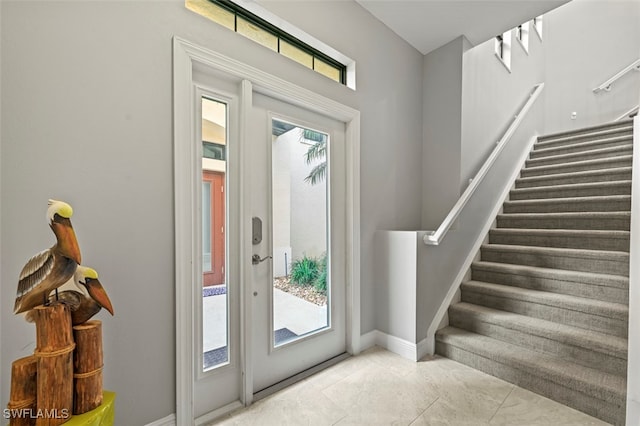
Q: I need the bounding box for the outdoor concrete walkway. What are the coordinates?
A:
[203,288,327,352]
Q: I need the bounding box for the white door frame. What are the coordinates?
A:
[173,36,361,425]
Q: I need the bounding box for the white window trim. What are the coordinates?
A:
[232,0,357,90]
[516,22,529,55]
[533,16,543,41]
[494,30,512,73]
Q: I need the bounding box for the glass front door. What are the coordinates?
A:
[249,92,347,394]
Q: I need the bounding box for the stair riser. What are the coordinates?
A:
[460,291,628,337]
[488,231,630,252]
[496,216,630,231]
[510,185,631,200]
[434,342,625,425]
[521,157,632,177]
[448,314,627,376]
[481,248,629,275]
[526,146,633,168]
[471,268,628,304]
[532,138,632,159]
[503,198,630,213]
[515,169,632,188]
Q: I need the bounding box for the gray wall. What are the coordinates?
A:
[421,36,467,229]
[543,0,640,133]
[257,0,425,339]
[461,23,546,187]
[421,0,640,236]
[0,1,423,424]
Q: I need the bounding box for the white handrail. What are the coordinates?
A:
[616,105,639,122]
[593,59,640,93]
[423,83,544,246]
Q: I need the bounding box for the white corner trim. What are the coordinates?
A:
[626,115,640,425]
[145,414,176,426]
[424,134,539,350]
[360,330,377,352]
[417,336,433,360]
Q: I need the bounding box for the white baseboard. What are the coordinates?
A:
[145,413,176,426]
[361,330,428,362]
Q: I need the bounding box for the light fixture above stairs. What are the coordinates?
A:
[436,119,634,425]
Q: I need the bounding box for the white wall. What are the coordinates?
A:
[272,128,327,275]
[543,0,640,133]
[272,134,292,277]
[0,1,423,424]
[288,131,327,261]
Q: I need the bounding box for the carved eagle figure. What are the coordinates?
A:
[14,199,82,314]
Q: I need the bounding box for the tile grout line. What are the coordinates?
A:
[407,396,440,426]
[487,385,516,424]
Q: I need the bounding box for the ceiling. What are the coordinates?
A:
[355,0,570,55]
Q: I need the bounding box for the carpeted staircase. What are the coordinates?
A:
[435,119,634,425]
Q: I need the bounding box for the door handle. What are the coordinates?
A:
[252,254,272,265]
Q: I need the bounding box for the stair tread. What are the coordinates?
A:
[497,211,630,219]
[521,154,632,174]
[462,280,628,319]
[482,242,629,258]
[436,326,627,401]
[490,228,630,239]
[517,166,632,185]
[472,260,629,288]
[537,121,633,143]
[532,134,633,156]
[526,144,633,165]
[449,302,628,358]
[511,179,631,194]
[504,194,630,205]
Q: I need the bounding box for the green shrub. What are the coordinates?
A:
[290,256,319,286]
[313,254,327,294]
[290,253,328,295]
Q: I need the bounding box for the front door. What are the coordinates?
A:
[175,39,360,424]
[249,92,347,394]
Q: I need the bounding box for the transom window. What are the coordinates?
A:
[186,0,347,84]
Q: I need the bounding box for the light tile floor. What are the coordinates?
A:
[209,346,609,425]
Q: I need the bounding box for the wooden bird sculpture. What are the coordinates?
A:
[14,199,82,314]
[26,266,114,325]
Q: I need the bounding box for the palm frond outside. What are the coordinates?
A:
[304,162,327,185]
[304,139,326,164]
[304,139,327,185]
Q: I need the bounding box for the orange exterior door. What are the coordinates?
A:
[202,170,225,286]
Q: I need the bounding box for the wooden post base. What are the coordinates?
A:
[73,320,104,414]
[7,355,38,426]
[32,304,74,426]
